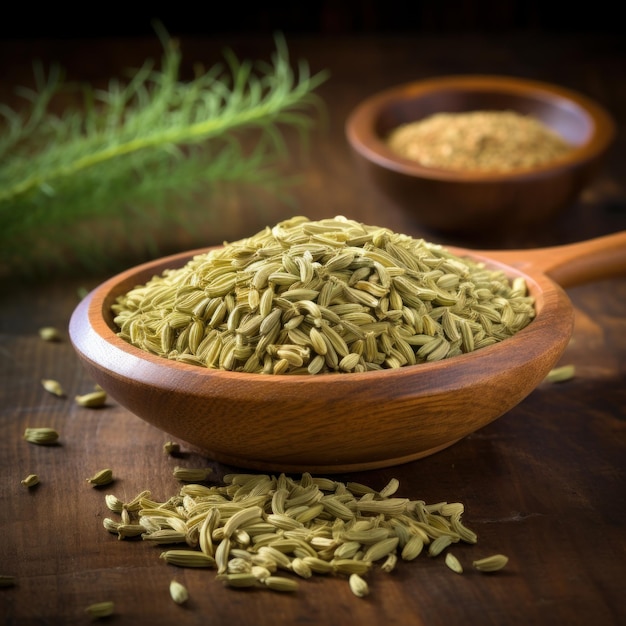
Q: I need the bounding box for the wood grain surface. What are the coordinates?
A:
[1,30,625,626]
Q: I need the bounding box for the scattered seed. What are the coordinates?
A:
[163,441,181,455]
[544,364,576,383]
[169,580,189,604]
[349,573,370,598]
[38,327,61,342]
[23,427,59,445]
[86,469,114,487]
[21,474,40,488]
[41,379,65,397]
[160,550,216,568]
[264,576,299,592]
[173,467,212,482]
[75,390,107,408]
[85,601,114,619]
[445,552,463,574]
[473,554,509,572]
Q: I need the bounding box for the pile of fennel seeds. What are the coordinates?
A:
[103,472,508,598]
[112,216,535,374]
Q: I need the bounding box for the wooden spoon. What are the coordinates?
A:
[69,230,626,473]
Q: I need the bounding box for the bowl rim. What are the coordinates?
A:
[345,73,616,183]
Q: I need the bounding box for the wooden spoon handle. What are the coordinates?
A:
[484,230,626,289]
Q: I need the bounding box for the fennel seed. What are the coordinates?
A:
[169,580,189,604]
[334,540,361,560]
[428,535,454,557]
[85,601,114,619]
[331,559,372,576]
[263,576,299,592]
[378,477,400,498]
[380,553,397,573]
[251,565,272,581]
[142,530,187,545]
[116,524,145,539]
[160,550,216,568]
[401,535,424,561]
[41,379,65,397]
[222,506,263,538]
[348,573,370,598]
[227,557,252,574]
[0,575,16,587]
[104,494,125,513]
[445,552,464,574]
[86,469,114,487]
[291,557,313,579]
[39,326,62,341]
[362,537,400,562]
[220,572,259,588]
[75,390,107,408]
[102,518,120,534]
[23,427,59,445]
[302,556,333,574]
[163,441,181,455]
[173,467,213,482]
[473,554,509,572]
[544,364,576,383]
[21,474,40,488]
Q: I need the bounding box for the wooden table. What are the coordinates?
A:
[1,32,625,626]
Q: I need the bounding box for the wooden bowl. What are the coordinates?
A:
[345,75,615,236]
[68,230,625,474]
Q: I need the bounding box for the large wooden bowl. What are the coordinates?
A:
[345,75,615,236]
[69,231,626,473]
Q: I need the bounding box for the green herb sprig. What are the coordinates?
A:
[0,28,328,278]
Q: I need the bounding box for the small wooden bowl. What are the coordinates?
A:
[346,75,615,236]
[71,233,626,474]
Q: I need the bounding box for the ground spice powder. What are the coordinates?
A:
[387,110,573,172]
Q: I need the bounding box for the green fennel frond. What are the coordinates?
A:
[0,32,328,278]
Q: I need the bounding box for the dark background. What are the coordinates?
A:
[1,1,622,39]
